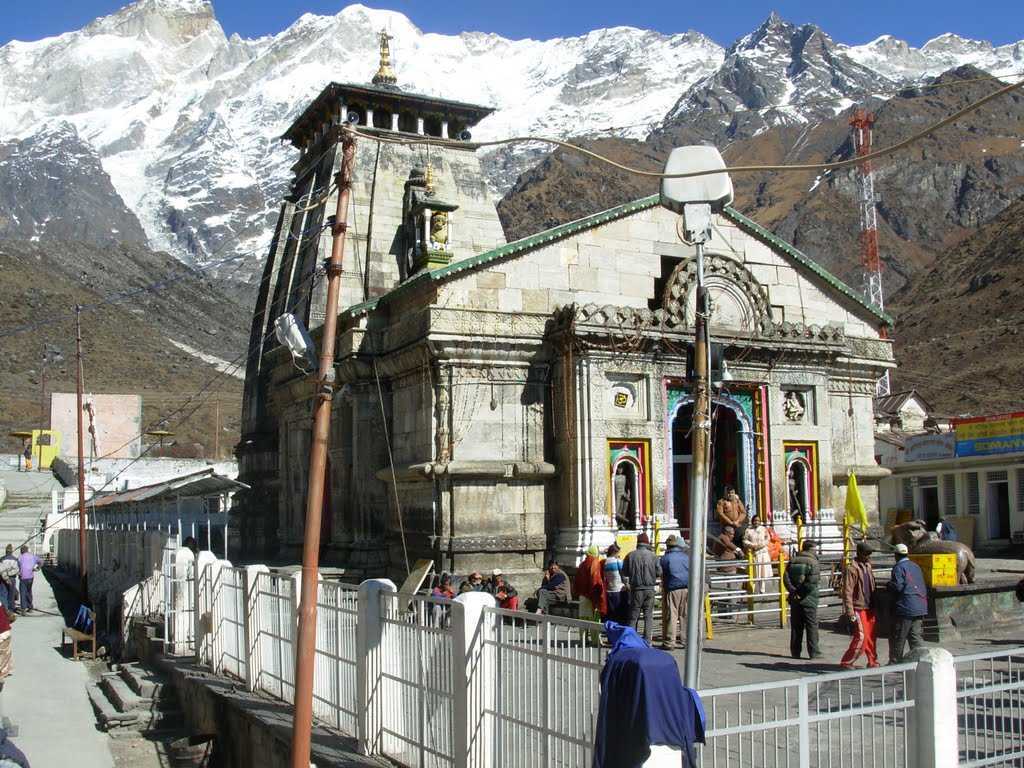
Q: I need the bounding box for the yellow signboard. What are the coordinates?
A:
[31,429,61,469]
[615,533,638,560]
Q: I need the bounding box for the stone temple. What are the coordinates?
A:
[235,36,894,579]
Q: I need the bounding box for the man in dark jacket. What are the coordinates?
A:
[783,540,822,659]
[887,543,928,663]
[659,535,690,651]
[624,534,661,643]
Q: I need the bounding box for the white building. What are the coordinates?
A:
[878,411,1024,548]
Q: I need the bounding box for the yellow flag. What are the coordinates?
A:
[845,472,870,533]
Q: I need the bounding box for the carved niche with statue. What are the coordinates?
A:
[402,166,459,276]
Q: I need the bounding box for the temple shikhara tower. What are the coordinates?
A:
[236,34,894,579]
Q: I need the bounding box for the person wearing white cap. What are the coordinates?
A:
[887,543,928,663]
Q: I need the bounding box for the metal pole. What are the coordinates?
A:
[75,306,88,594]
[683,240,710,689]
[290,131,356,768]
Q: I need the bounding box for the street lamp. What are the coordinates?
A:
[659,146,733,690]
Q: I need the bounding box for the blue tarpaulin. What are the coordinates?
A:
[593,622,705,768]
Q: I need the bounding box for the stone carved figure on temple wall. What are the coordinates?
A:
[783,390,806,423]
[613,464,633,529]
[430,210,449,247]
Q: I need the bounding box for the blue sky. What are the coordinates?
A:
[3,0,1023,47]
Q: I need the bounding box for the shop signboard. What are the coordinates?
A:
[953,412,1024,458]
[904,432,955,462]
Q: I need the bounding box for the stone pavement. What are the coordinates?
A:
[667,614,1023,689]
[1,572,113,767]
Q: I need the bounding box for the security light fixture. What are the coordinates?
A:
[274,313,317,371]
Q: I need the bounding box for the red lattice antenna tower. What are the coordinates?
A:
[850,108,891,396]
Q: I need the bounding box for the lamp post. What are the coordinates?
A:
[659,147,733,689]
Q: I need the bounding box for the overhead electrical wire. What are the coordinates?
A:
[345,74,1024,180]
[583,67,1024,136]
[24,266,328,546]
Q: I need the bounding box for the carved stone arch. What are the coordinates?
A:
[661,253,773,335]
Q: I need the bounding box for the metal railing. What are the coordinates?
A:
[116,545,1024,768]
[483,606,606,768]
[254,572,296,703]
[378,592,457,767]
[210,566,248,681]
[313,580,360,734]
[698,663,916,767]
[955,647,1024,767]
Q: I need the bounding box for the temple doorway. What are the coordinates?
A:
[672,400,747,532]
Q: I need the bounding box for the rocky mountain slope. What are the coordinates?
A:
[888,196,1024,415]
[0,122,148,246]
[1,1,1020,276]
[500,66,1024,293]
[0,238,248,455]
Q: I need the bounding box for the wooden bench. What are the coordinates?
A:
[61,610,96,660]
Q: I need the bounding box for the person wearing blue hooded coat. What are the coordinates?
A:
[592,621,705,768]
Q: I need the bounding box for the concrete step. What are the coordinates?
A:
[87,683,140,729]
[100,673,146,713]
[118,664,172,701]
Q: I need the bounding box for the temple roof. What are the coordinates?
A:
[343,194,894,327]
[282,81,494,147]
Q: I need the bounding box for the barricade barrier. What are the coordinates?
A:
[91,547,1022,768]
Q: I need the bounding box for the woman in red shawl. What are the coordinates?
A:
[574,546,608,620]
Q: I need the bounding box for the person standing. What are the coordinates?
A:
[715,487,747,543]
[17,546,40,614]
[783,540,822,659]
[573,546,607,621]
[623,533,660,643]
[659,534,690,651]
[887,543,928,663]
[0,547,18,613]
[742,516,772,594]
[601,544,628,624]
[840,541,879,669]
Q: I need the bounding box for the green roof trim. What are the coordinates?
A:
[342,193,892,328]
[341,194,661,319]
[721,206,893,326]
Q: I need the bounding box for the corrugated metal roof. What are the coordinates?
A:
[68,468,248,513]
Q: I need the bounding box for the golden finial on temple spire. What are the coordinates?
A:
[372,28,398,87]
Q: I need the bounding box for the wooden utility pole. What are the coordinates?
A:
[290,131,356,768]
[75,306,88,594]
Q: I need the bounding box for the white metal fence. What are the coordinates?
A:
[85,541,1024,768]
[956,647,1024,767]
[378,592,457,767]
[484,606,606,768]
[210,566,248,681]
[254,571,296,703]
[698,663,915,767]
[313,580,360,734]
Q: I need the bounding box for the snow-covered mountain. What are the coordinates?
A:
[659,13,1023,143]
[0,1,1020,274]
